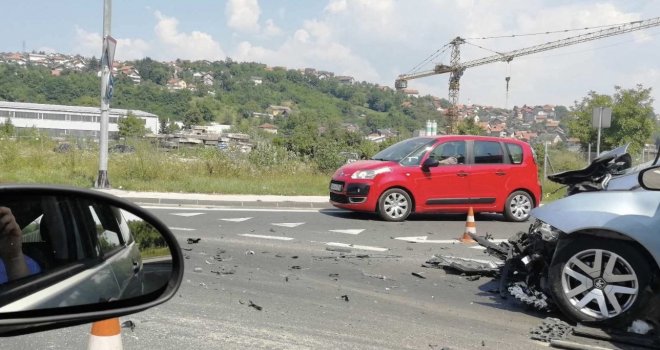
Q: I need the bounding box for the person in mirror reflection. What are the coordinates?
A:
[0,206,41,284]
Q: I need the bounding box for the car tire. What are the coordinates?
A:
[503,191,533,222]
[377,188,412,222]
[548,237,655,327]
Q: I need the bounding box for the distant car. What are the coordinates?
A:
[329,135,542,222]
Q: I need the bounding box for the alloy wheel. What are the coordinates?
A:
[561,249,638,320]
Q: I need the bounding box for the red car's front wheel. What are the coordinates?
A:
[377,188,411,222]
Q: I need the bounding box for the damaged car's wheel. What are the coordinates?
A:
[548,237,655,327]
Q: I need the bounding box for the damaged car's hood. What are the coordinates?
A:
[532,190,660,268]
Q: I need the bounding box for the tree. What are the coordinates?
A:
[0,117,15,136]
[456,117,484,135]
[567,85,655,155]
[117,112,148,138]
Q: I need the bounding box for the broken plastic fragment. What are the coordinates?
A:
[628,319,654,335]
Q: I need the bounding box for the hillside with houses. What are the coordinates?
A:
[0,50,596,151]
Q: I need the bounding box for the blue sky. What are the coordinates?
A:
[1,0,659,111]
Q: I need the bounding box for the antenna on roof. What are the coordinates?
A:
[22,40,26,54]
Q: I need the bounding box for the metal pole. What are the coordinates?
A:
[596,107,602,157]
[95,0,111,188]
[587,143,591,164]
[543,141,549,180]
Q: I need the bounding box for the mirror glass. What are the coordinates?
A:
[641,167,660,191]
[0,194,173,313]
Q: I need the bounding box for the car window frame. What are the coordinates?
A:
[85,204,126,259]
[473,140,506,165]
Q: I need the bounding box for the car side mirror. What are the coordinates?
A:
[639,165,660,190]
[422,158,440,172]
[0,185,183,336]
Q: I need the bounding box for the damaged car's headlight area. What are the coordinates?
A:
[530,219,563,242]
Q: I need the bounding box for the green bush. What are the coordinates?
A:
[128,220,166,250]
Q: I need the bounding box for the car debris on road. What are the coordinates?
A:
[423,255,502,276]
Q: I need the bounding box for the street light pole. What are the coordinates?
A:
[95,0,111,188]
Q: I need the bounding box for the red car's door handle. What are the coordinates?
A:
[457,171,469,177]
[495,170,506,176]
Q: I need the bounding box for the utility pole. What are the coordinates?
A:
[95,0,112,188]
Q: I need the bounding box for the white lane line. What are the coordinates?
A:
[272,223,305,228]
[329,229,364,235]
[221,217,253,222]
[169,227,197,231]
[143,206,345,213]
[326,242,388,252]
[239,234,294,241]
[171,212,205,217]
[394,236,507,244]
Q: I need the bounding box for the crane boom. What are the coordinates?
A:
[395,16,660,132]
[462,17,660,69]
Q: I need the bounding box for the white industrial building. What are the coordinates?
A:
[0,101,159,138]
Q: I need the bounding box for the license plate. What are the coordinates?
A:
[330,183,343,192]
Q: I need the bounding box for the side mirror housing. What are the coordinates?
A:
[639,165,660,191]
[422,158,440,172]
[0,185,183,336]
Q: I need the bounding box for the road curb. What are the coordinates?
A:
[93,189,332,209]
[129,197,332,209]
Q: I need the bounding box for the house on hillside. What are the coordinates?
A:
[402,89,419,98]
[117,65,141,84]
[251,76,263,85]
[317,71,334,80]
[342,123,360,133]
[28,53,48,66]
[336,76,354,85]
[258,123,278,134]
[536,132,562,146]
[267,105,292,117]
[202,73,214,86]
[167,78,187,91]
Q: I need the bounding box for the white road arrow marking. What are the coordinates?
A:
[329,229,365,235]
[239,234,294,241]
[169,227,196,231]
[220,217,253,222]
[394,236,459,244]
[394,236,507,244]
[326,242,388,252]
[272,223,305,228]
[171,213,205,217]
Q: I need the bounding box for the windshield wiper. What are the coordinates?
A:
[371,158,388,161]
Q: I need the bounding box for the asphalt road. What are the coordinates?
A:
[3,205,558,350]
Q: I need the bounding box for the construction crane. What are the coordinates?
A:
[396,16,660,133]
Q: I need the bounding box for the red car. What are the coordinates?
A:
[329,135,542,222]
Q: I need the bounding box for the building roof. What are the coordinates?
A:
[0,101,158,118]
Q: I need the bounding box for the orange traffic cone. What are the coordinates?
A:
[87,318,123,350]
[458,207,477,243]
